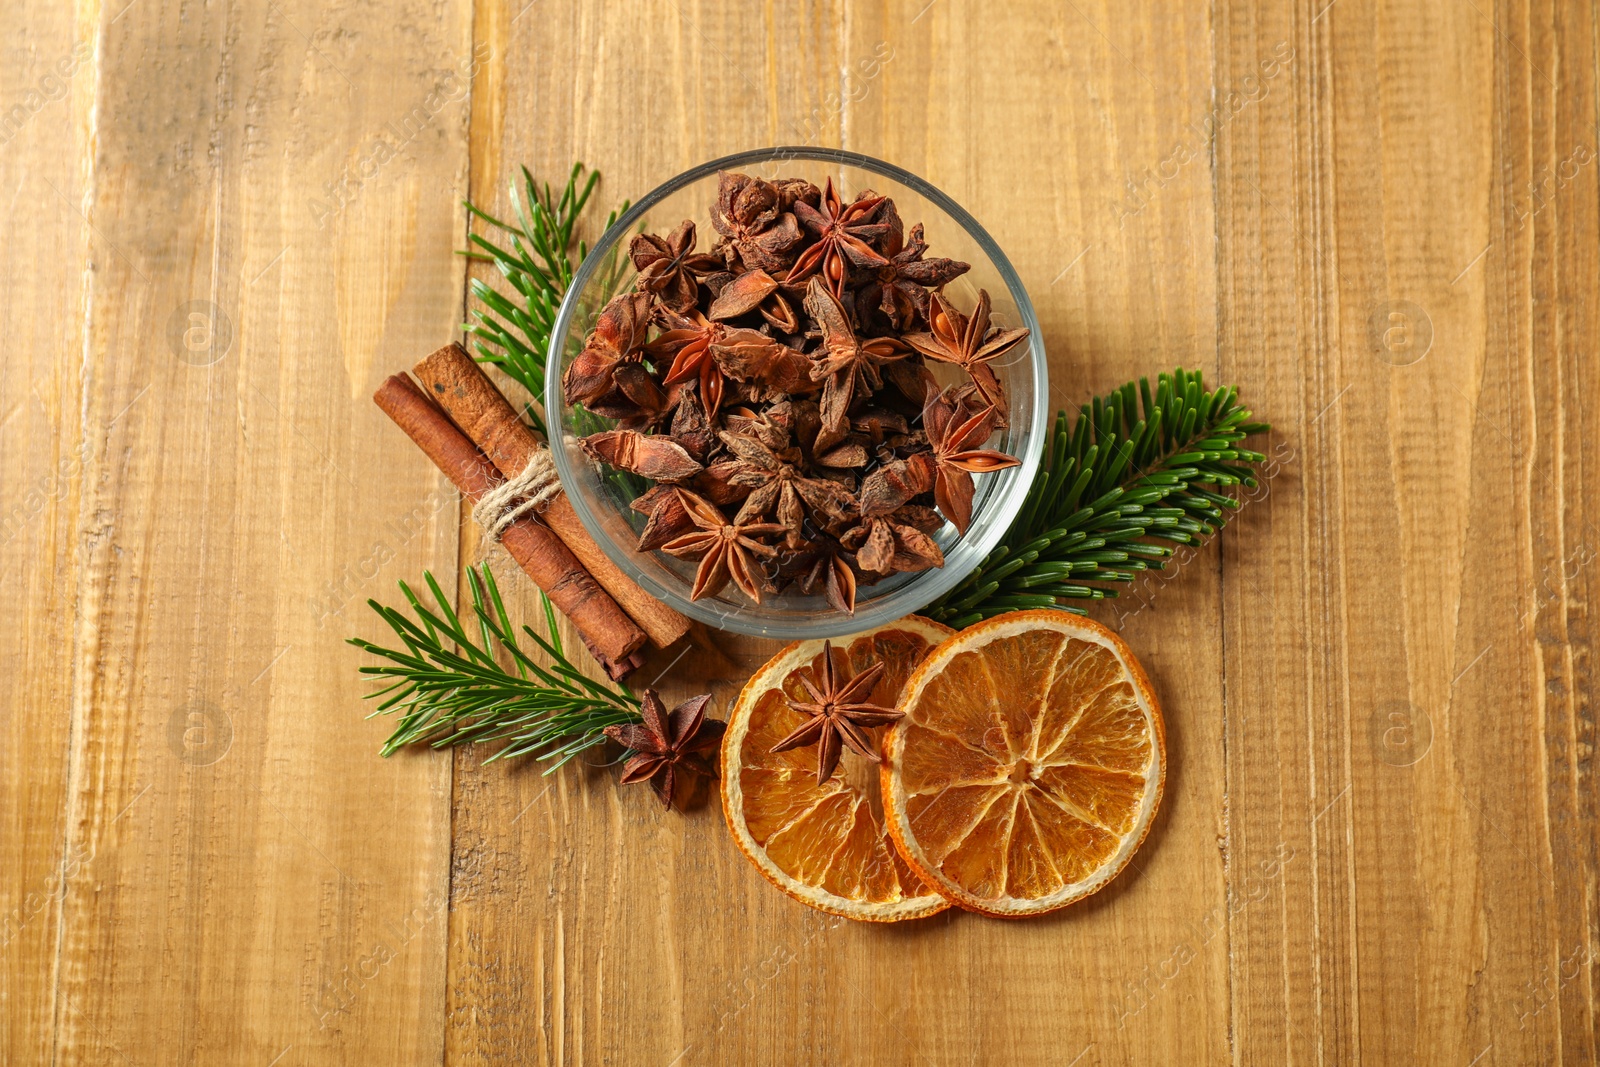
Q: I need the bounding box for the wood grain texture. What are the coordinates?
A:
[2,0,1596,1063]
[3,0,473,1062]
[0,3,93,1063]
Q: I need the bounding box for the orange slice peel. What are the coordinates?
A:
[721,617,954,922]
[881,610,1165,917]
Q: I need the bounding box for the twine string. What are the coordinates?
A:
[472,448,563,540]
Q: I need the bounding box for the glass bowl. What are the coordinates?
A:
[546,146,1048,639]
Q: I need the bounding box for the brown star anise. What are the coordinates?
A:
[604,689,725,808]
[586,362,682,428]
[647,311,735,416]
[662,383,713,460]
[711,334,819,400]
[563,291,654,405]
[631,484,697,551]
[847,516,944,576]
[770,641,903,783]
[802,278,911,450]
[580,430,703,483]
[858,221,970,330]
[660,490,786,602]
[706,268,800,332]
[785,178,892,298]
[718,429,858,540]
[918,394,1020,534]
[630,219,721,312]
[903,289,1029,412]
[711,172,805,273]
[793,535,859,614]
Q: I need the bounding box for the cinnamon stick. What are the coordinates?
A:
[373,372,647,679]
[413,343,691,650]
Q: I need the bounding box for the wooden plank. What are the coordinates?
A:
[43,1,470,1062]
[1215,0,1599,1062]
[450,1,1228,1064]
[0,6,94,1064]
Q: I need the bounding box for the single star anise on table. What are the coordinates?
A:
[660,490,787,602]
[604,689,725,808]
[630,220,722,312]
[770,641,903,783]
[785,177,892,298]
[903,289,1030,412]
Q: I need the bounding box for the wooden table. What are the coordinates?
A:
[4,1,1594,1063]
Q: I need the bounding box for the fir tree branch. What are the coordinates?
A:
[348,563,642,768]
[924,367,1271,629]
[459,162,630,436]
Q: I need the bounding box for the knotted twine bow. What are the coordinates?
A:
[470,447,563,540]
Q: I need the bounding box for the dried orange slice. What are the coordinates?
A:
[721,617,954,921]
[882,610,1165,916]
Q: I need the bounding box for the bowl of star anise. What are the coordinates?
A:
[547,147,1047,638]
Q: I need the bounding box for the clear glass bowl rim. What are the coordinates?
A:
[545,146,1049,639]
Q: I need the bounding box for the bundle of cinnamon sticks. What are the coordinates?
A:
[374,343,690,679]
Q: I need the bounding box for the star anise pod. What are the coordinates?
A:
[721,403,792,451]
[851,408,909,446]
[919,394,1020,534]
[587,362,683,429]
[563,291,654,405]
[647,311,736,416]
[711,334,819,400]
[770,641,903,783]
[667,382,716,461]
[858,222,970,330]
[802,278,911,451]
[711,171,805,273]
[706,268,800,332]
[773,177,822,213]
[843,480,946,575]
[630,220,721,312]
[660,490,786,602]
[581,430,703,483]
[604,689,725,808]
[793,536,859,614]
[631,484,697,551]
[718,429,859,540]
[903,289,1029,412]
[785,178,891,298]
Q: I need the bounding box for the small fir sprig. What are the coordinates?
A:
[460,162,629,435]
[924,368,1270,628]
[349,563,641,768]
